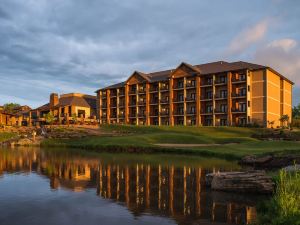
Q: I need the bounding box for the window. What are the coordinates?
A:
[248,85,250,92]
[238,118,247,126]
[239,74,246,81]
[239,103,246,112]
[178,94,184,101]
[248,101,250,107]
[220,90,227,98]
[190,106,196,114]
[178,107,184,115]
[239,88,247,96]
[207,78,213,85]
[206,91,213,99]
[205,119,213,126]
[191,80,196,87]
[220,119,227,126]
[178,81,184,88]
[220,76,227,83]
[191,93,196,100]
[207,105,213,113]
[220,104,227,113]
[78,110,85,118]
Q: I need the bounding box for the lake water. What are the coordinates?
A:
[0,147,263,225]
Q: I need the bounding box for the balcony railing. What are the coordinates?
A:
[129,113,136,117]
[173,98,184,103]
[138,88,146,94]
[150,87,158,92]
[160,86,169,91]
[160,111,169,116]
[175,111,184,115]
[118,114,125,118]
[129,89,136,94]
[101,104,107,108]
[201,109,213,114]
[160,99,169,104]
[110,103,117,107]
[119,91,125,96]
[150,100,158,104]
[215,94,228,99]
[231,108,246,113]
[150,113,159,117]
[118,102,125,107]
[200,95,213,100]
[186,82,196,88]
[110,114,117,118]
[129,102,136,106]
[231,93,246,98]
[200,81,213,86]
[186,97,196,101]
[215,79,227,85]
[232,77,246,82]
[138,113,146,118]
[186,111,196,115]
[215,109,227,113]
[110,92,117,98]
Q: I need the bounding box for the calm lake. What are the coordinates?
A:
[0,147,264,225]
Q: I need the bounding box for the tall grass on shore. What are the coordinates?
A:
[256,168,300,225]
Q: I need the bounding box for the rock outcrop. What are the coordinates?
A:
[239,155,300,169]
[206,171,274,194]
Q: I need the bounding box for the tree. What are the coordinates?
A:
[3,103,20,114]
[44,112,55,126]
[279,114,290,128]
[292,104,300,119]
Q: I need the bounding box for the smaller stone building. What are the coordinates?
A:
[29,93,97,126]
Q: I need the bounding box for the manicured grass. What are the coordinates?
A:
[0,132,17,142]
[41,125,300,159]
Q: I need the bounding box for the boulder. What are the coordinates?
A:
[283,164,300,172]
[206,171,274,194]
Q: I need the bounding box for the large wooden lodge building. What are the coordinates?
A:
[96,61,293,128]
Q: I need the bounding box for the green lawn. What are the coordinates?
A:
[41,125,300,159]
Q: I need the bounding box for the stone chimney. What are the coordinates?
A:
[50,93,59,109]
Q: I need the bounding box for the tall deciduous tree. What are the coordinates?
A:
[292,104,300,119]
[3,103,20,114]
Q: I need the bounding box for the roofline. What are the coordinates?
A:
[95,61,295,92]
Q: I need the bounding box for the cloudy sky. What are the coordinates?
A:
[0,0,299,108]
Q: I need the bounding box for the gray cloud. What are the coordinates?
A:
[0,0,299,107]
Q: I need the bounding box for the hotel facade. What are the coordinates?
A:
[96,61,293,128]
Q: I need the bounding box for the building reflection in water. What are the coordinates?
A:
[0,148,258,225]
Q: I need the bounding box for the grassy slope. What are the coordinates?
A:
[0,132,17,142]
[41,125,300,159]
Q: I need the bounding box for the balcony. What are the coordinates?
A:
[110,103,117,108]
[138,113,146,118]
[118,102,125,107]
[160,85,169,91]
[173,84,184,90]
[201,109,213,114]
[101,104,107,109]
[129,113,136,118]
[232,77,246,83]
[160,111,169,116]
[110,92,117,98]
[129,89,137,95]
[138,100,146,106]
[200,95,213,101]
[215,94,228,99]
[231,93,246,98]
[231,108,246,113]
[186,96,196,102]
[200,81,213,87]
[173,98,184,103]
[215,79,227,85]
[110,114,117,119]
[215,109,227,114]
[150,87,158,92]
[101,94,107,99]
[186,82,196,89]
[160,99,169,104]
[150,100,158,105]
[174,111,184,116]
[138,88,146,94]
[119,91,125,96]
[150,113,159,117]
[118,113,125,118]
[186,111,196,115]
[129,102,136,107]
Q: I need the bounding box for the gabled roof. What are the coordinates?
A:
[126,71,151,83]
[98,60,293,90]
